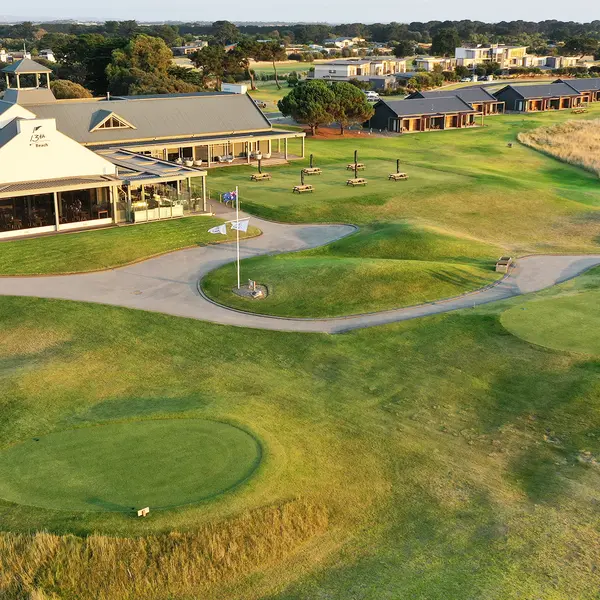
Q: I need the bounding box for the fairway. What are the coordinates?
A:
[0,419,261,511]
[501,291,600,355]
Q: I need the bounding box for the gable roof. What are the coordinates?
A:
[25,92,273,146]
[2,58,52,74]
[378,96,476,117]
[407,86,497,104]
[554,78,600,92]
[89,110,137,132]
[495,82,582,99]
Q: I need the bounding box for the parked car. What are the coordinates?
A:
[253,99,268,109]
[460,77,472,82]
[364,91,380,103]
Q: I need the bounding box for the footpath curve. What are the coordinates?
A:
[1,208,599,334]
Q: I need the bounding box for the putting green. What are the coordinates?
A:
[501,291,600,355]
[0,419,261,512]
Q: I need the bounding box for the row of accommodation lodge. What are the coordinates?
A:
[493,79,600,112]
[367,86,504,133]
[0,59,305,240]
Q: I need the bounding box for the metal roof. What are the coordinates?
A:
[554,78,600,92]
[407,86,497,103]
[25,93,273,146]
[0,175,119,197]
[380,96,476,117]
[0,118,19,148]
[3,87,57,106]
[2,58,53,74]
[496,83,582,99]
[97,148,205,182]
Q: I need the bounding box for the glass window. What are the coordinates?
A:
[58,188,112,224]
[0,193,55,233]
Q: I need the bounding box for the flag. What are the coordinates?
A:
[231,218,250,233]
[208,223,227,235]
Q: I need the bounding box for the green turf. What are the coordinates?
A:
[0,216,260,275]
[208,104,600,255]
[501,290,600,355]
[202,223,502,317]
[0,419,260,512]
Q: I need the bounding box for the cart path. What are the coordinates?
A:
[1,209,599,334]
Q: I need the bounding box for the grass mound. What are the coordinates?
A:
[0,419,261,511]
[202,223,502,317]
[501,290,600,355]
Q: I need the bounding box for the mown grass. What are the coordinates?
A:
[1,269,600,597]
[0,217,260,275]
[209,103,600,254]
[202,223,502,317]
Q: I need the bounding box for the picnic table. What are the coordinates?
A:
[250,172,272,181]
[302,167,322,175]
[346,178,368,187]
[293,184,314,193]
[347,163,365,171]
[388,173,409,181]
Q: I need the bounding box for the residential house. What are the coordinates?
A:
[554,78,600,102]
[312,58,406,89]
[493,82,584,112]
[366,96,479,133]
[0,59,305,240]
[414,56,456,72]
[171,41,208,56]
[406,86,505,115]
[545,56,580,69]
[323,37,366,48]
[38,49,56,62]
[455,44,528,69]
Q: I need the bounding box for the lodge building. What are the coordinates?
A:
[493,82,585,112]
[367,96,480,133]
[0,59,305,240]
[406,86,505,116]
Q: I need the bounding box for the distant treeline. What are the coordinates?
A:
[2,19,600,46]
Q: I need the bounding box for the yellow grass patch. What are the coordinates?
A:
[0,327,71,358]
[518,119,600,176]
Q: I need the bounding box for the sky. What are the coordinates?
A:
[2,0,598,24]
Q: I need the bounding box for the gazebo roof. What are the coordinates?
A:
[2,58,53,75]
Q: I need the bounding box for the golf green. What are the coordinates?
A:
[501,291,600,355]
[0,419,261,512]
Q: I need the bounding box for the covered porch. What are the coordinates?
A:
[393,111,480,133]
[0,176,119,240]
[124,131,306,169]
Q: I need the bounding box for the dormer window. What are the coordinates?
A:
[90,111,136,133]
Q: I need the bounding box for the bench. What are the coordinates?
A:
[293,184,314,193]
[388,173,409,181]
[346,178,367,186]
[250,172,272,181]
[302,167,322,175]
[347,163,365,171]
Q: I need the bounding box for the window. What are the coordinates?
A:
[97,116,131,129]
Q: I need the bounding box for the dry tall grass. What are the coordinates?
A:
[0,499,328,600]
[518,119,600,176]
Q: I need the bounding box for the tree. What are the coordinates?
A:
[563,36,599,58]
[278,80,335,135]
[235,39,259,90]
[106,35,199,95]
[211,21,239,45]
[255,41,287,89]
[329,82,374,135]
[287,71,300,87]
[50,79,93,99]
[394,40,414,58]
[191,44,227,89]
[431,28,461,56]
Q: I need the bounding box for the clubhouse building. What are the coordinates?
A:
[0,59,305,240]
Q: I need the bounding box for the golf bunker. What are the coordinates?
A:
[0,419,261,512]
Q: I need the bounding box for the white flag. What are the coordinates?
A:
[208,223,227,235]
[231,218,250,233]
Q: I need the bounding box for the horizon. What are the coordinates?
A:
[1,1,599,25]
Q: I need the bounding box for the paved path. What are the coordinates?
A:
[1,209,599,334]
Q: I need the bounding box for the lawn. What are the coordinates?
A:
[202,223,502,317]
[248,80,292,111]
[208,103,600,255]
[0,216,260,275]
[1,269,600,598]
[0,419,261,512]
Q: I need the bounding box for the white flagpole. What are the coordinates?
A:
[236,185,240,289]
